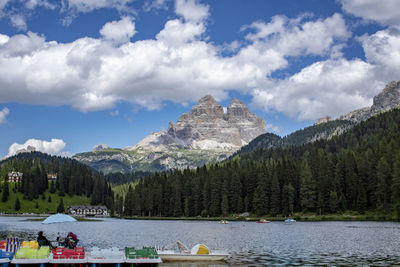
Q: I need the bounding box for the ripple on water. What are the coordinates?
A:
[0,218,400,266]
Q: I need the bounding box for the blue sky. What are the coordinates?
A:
[0,0,399,158]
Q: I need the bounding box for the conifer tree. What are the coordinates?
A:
[300,159,316,212]
[392,156,400,218]
[57,198,65,213]
[376,157,391,215]
[270,173,280,216]
[2,177,9,202]
[221,194,229,216]
[329,191,339,213]
[15,197,21,211]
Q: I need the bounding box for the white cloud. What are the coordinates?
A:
[360,27,400,80]
[143,0,168,12]
[63,0,135,13]
[0,7,395,123]
[0,107,9,125]
[244,13,350,57]
[0,0,10,10]
[6,138,67,158]
[156,19,205,45]
[340,0,400,26]
[175,0,209,23]
[25,0,56,10]
[251,58,382,120]
[100,17,136,44]
[10,14,27,31]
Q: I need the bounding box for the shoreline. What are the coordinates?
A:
[1,213,398,222]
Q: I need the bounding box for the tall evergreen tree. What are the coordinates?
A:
[300,159,316,212]
[376,157,392,215]
[391,156,400,218]
[2,177,9,202]
[57,198,65,213]
[14,197,21,211]
[282,183,295,216]
[270,172,280,216]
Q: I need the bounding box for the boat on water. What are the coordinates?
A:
[157,242,229,262]
[256,219,270,223]
[219,220,229,224]
[285,218,296,223]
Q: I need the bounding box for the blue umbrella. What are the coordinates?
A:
[42,213,77,224]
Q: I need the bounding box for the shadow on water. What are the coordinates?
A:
[1,217,400,266]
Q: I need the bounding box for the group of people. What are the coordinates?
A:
[37,231,79,249]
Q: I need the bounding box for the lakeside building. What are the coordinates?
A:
[8,172,23,183]
[69,205,109,217]
[47,173,57,180]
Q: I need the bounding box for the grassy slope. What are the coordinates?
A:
[112,182,137,198]
[1,183,91,214]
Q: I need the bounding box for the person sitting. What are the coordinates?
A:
[65,232,78,249]
[37,231,51,247]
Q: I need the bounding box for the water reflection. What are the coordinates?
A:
[1,217,400,266]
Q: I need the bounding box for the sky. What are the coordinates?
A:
[0,0,399,158]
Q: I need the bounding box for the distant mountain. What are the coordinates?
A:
[339,80,400,122]
[236,81,399,155]
[73,95,267,173]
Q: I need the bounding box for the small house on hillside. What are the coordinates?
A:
[69,205,109,217]
[47,173,57,180]
[8,172,23,183]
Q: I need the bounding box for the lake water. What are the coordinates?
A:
[1,217,400,266]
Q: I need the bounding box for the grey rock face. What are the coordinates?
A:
[314,116,333,126]
[340,81,400,122]
[92,143,110,152]
[135,95,266,150]
[371,81,400,114]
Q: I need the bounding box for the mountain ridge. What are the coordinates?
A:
[73,95,266,173]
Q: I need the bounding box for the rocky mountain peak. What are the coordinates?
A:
[228,97,245,107]
[189,94,224,119]
[340,80,400,122]
[92,143,109,151]
[133,95,267,151]
[371,80,400,113]
[314,116,333,126]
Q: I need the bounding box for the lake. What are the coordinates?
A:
[1,216,400,266]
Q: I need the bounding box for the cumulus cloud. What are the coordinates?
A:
[244,13,350,57]
[360,27,400,80]
[9,14,27,31]
[175,0,209,23]
[25,0,56,10]
[340,0,400,26]
[0,107,9,125]
[0,4,395,122]
[6,138,67,158]
[62,0,135,13]
[143,0,168,12]
[0,0,10,10]
[0,0,56,31]
[100,17,136,44]
[251,58,383,120]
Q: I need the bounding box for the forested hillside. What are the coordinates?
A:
[123,109,400,218]
[233,120,354,157]
[0,152,114,212]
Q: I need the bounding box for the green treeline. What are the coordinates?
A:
[123,109,400,218]
[0,152,114,209]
